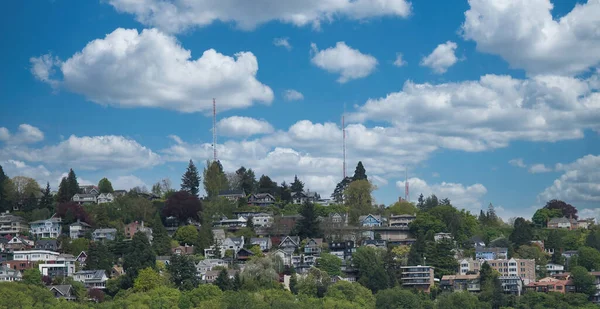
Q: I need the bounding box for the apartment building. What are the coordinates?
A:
[400,265,435,293]
[475,247,508,260]
[388,214,415,228]
[29,218,62,239]
[0,212,28,236]
[459,258,535,284]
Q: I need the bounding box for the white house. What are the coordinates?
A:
[545,263,565,276]
[196,259,227,278]
[434,232,453,242]
[97,193,114,204]
[69,220,92,239]
[72,270,108,289]
[0,265,22,282]
[252,214,273,228]
[29,218,62,239]
[92,228,117,242]
[39,254,77,278]
[250,237,272,251]
[204,237,245,258]
[72,194,97,204]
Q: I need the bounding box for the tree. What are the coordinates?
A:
[375,287,423,309]
[0,165,9,211]
[317,253,342,276]
[290,175,304,194]
[57,177,70,203]
[181,160,201,196]
[123,232,156,283]
[235,166,257,194]
[98,177,114,193]
[56,202,91,225]
[39,182,53,211]
[168,254,199,290]
[162,191,202,223]
[279,181,292,203]
[133,267,166,292]
[295,201,321,238]
[509,217,533,247]
[352,246,390,293]
[571,266,596,296]
[577,247,600,271]
[151,216,172,256]
[174,225,199,246]
[546,229,563,251]
[486,203,498,225]
[66,238,90,256]
[66,168,80,196]
[331,177,351,204]
[352,161,367,181]
[85,242,113,274]
[151,182,162,196]
[22,268,43,286]
[386,200,417,216]
[544,199,578,219]
[436,292,482,309]
[344,179,374,224]
[532,208,563,227]
[257,175,278,196]
[203,160,229,199]
[215,269,232,291]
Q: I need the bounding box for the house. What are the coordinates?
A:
[562,250,578,259]
[97,193,114,204]
[72,194,98,204]
[577,218,595,229]
[204,269,238,283]
[0,212,28,236]
[547,217,578,230]
[6,236,34,251]
[250,237,272,251]
[329,241,355,260]
[213,217,247,229]
[545,263,565,276]
[92,228,117,242]
[270,215,302,236]
[35,239,59,251]
[279,236,300,255]
[469,236,486,248]
[525,276,575,294]
[388,214,415,228]
[0,265,22,281]
[72,270,108,289]
[440,274,481,292]
[218,190,246,201]
[76,251,87,266]
[29,217,62,239]
[434,232,453,242]
[39,254,77,278]
[124,221,153,242]
[475,247,508,260]
[250,213,273,228]
[499,276,524,295]
[248,193,276,207]
[236,248,254,263]
[110,266,124,278]
[172,244,195,255]
[79,185,100,195]
[196,259,227,278]
[291,191,320,204]
[359,214,383,227]
[69,220,92,239]
[304,238,323,255]
[48,285,76,301]
[316,198,333,206]
[460,258,536,285]
[205,237,245,258]
[401,265,435,293]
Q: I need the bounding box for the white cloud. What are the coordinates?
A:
[538,154,600,203]
[509,158,526,168]
[2,135,160,171]
[420,41,458,74]
[432,172,440,178]
[284,89,304,101]
[1,160,52,185]
[112,175,148,191]
[273,37,292,50]
[0,124,44,144]
[217,116,274,137]
[462,0,600,76]
[31,28,273,113]
[108,0,411,33]
[398,177,487,212]
[528,164,553,174]
[393,53,407,67]
[348,74,600,152]
[29,53,60,88]
[310,42,378,83]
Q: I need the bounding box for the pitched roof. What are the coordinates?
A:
[29,217,62,224]
[358,214,382,222]
[35,239,58,247]
[549,217,573,224]
[70,220,92,227]
[74,270,106,280]
[48,285,73,296]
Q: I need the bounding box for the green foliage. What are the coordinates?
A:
[509,217,533,247]
[344,179,375,224]
[375,287,423,309]
[66,237,90,256]
[123,232,156,284]
[325,281,375,308]
[317,253,342,276]
[22,268,43,286]
[39,182,53,211]
[386,200,417,216]
[181,159,201,196]
[544,199,578,219]
[436,292,486,309]
[585,226,600,251]
[168,254,199,290]
[296,268,331,297]
[331,177,351,204]
[151,216,172,256]
[427,239,459,277]
[235,166,258,194]
[67,168,80,198]
[203,160,229,199]
[257,174,278,196]
[85,241,113,273]
[98,177,114,193]
[571,266,596,296]
[352,246,391,293]
[290,175,304,194]
[133,267,167,292]
[577,246,600,271]
[352,161,368,181]
[295,201,321,238]
[174,225,199,246]
[215,268,233,291]
[532,208,562,227]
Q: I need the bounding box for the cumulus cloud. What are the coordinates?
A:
[0,124,44,144]
[1,160,52,184]
[31,28,273,113]
[420,41,459,74]
[273,37,292,50]
[108,0,411,33]
[509,158,526,168]
[348,74,600,152]
[528,164,553,174]
[311,42,378,83]
[217,116,274,137]
[393,53,407,67]
[397,177,487,212]
[29,53,60,88]
[538,154,600,203]
[284,89,304,101]
[112,175,149,190]
[462,0,600,75]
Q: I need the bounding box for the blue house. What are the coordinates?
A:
[475,247,508,260]
[359,214,382,227]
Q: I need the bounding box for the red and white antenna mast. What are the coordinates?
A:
[212,98,217,162]
[342,110,346,179]
[405,168,409,201]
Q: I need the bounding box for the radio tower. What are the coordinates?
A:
[342,113,346,179]
[212,98,217,162]
[404,168,409,201]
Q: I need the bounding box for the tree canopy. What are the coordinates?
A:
[98,177,114,193]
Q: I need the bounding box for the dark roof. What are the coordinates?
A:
[36,239,58,247]
[48,285,73,296]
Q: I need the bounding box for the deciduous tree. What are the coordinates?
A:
[174,225,199,246]
[98,178,114,193]
[344,179,374,224]
[317,253,342,276]
[162,191,202,223]
[168,254,199,290]
[203,160,229,199]
[544,199,578,220]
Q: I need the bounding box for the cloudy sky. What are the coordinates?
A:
[1,0,599,220]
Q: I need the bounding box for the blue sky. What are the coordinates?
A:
[1,0,599,220]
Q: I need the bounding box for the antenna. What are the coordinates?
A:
[342,107,346,179]
[213,98,217,162]
[405,168,409,201]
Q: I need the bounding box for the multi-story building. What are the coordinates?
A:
[0,212,28,236]
[69,220,91,239]
[97,193,114,204]
[359,214,383,227]
[440,274,481,292]
[72,194,98,204]
[29,218,62,239]
[475,247,508,260]
[204,236,245,258]
[547,217,578,230]
[38,254,77,278]
[329,240,355,260]
[250,237,272,251]
[525,277,574,294]
[247,193,276,207]
[11,250,76,277]
[400,266,435,293]
[499,275,524,295]
[124,221,153,242]
[0,265,22,282]
[304,238,322,256]
[388,214,416,228]
[545,263,565,276]
[251,213,273,228]
[92,228,117,242]
[72,270,108,289]
[459,258,535,284]
[196,259,227,278]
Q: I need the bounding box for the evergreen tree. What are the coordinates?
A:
[331,177,351,203]
[232,272,242,291]
[39,182,53,211]
[85,242,113,274]
[509,217,533,247]
[478,210,487,224]
[295,201,321,238]
[257,175,278,196]
[352,161,367,181]
[407,234,426,265]
[289,274,298,294]
[290,175,304,193]
[151,216,171,256]
[57,177,70,203]
[66,168,80,196]
[203,160,229,199]
[98,178,114,193]
[0,165,9,211]
[123,232,156,282]
[279,181,292,203]
[417,193,425,209]
[167,254,199,290]
[235,166,257,194]
[215,268,232,291]
[181,160,201,196]
[486,203,498,225]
